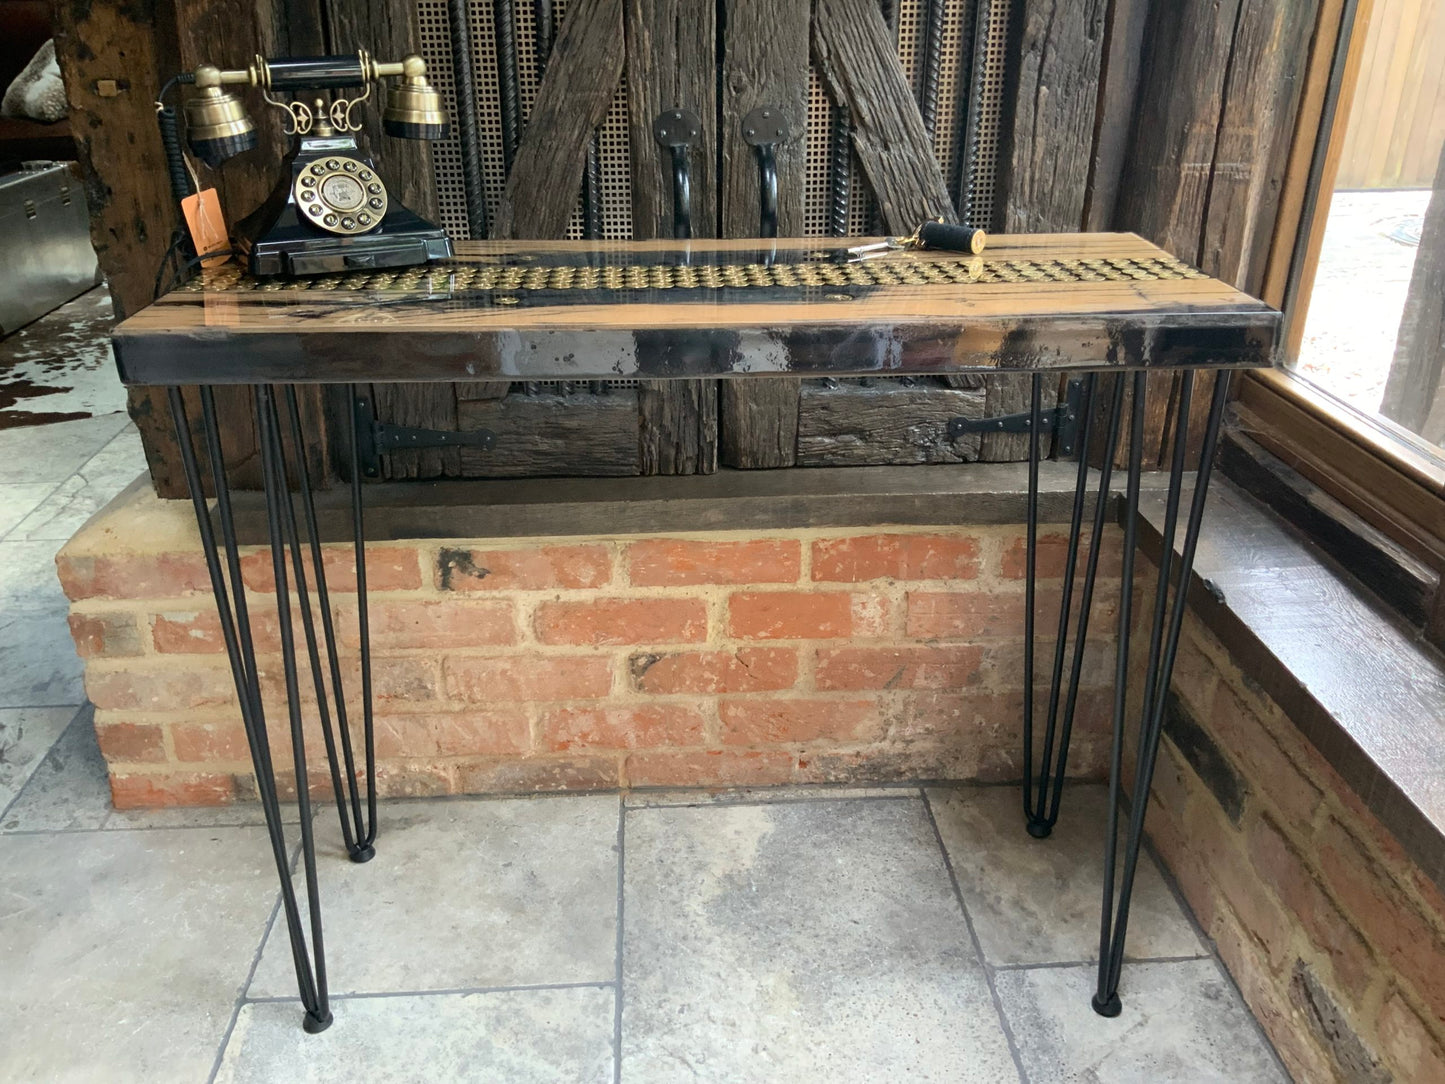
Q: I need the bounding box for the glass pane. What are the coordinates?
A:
[1291,0,1445,458]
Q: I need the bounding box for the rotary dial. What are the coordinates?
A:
[293,156,388,235]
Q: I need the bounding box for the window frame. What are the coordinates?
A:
[1244,0,1445,642]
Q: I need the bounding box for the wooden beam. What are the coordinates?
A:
[1084,0,1151,230]
[1000,0,1109,234]
[626,0,720,475]
[493,0,627,239]
[812,0,957,232]
[717,0,810,467]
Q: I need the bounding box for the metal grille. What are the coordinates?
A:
[185,255,1206,294]
[416,0,1009,240]
[416,0,632,240]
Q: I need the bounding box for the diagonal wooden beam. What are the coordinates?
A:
[812,0,956,234]
[493,0,626,239]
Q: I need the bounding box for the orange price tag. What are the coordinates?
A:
[181,188,231,268]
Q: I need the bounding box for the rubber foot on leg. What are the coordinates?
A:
[1092,992,1122,1018]
[349,843,376,864]
[303,1008,334,1034]
[1026,819,1052,839]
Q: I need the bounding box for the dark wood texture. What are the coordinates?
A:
[367,383,460,479]
[114,235,1280,385]
[493,0,627,239]
[716,0,810,468]
[625,0,720,475]
[1381,141,1445,444]
[1084,0,1150,230]
[624,0,717,238]
[796,381,987,465]
[811,0,957,229]
[456,390,641,475]
[1000,0,1109,234]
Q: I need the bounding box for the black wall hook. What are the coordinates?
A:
[653,109,700,239]
[742,105,796,238]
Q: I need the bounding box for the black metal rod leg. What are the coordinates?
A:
[1093,371,1231,1016]
[169,386,331,1034]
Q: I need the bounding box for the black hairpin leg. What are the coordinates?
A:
[1018,368,1230,1015]
[1093,370,1230,1016]
[168,382,378,1033]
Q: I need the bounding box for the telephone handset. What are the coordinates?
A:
[158,51,452,278]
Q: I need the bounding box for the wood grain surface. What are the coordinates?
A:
[113,234,1279,385]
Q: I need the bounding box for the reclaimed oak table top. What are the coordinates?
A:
[112,234,1280,385]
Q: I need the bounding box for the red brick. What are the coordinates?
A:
[254,655,437,708]
[58,553,211,601]
[241,546,421,593]
[150,608,284,655]
[86,665,236,712]
[1247,815,1374,997]
[1184,800,1293,968]
[1209,686,1321,830]
[627,538,800,586]
[625,748,797,787]
[436,544,611,591]
[374,709,530,758]
[534,598,706,646]
[445,655,612,702]
[811,533,981,582]
[458,755,621,793]
[94,721,166,763]
[68,612,144,658]
[374,760,458,798]
[1377,990,1445,1083]
[172,719,250,763]
[999,531,1123,580]
[340,599,515,650]
[718,697,882,745]
[727,591,889,640]
[1317,818,1445,1013]
[905,589,1050,640]
[110,772,236,809]
[629,647,797,694]
[814,645,983,691]
[541,705,706,751]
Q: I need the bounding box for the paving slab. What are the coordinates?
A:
[215,986,615,1083]
[0,825,278,1083]
[622,798,1019,1083]
[0,704,79,814]
[249,794,620,996]
[995,959,1289,1082]
[928,784,1206,965]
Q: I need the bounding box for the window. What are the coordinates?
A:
[1248,0,1445,641]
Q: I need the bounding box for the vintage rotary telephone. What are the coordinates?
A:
[157,51,452,277]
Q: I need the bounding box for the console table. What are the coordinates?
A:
[111,233,1279,1033]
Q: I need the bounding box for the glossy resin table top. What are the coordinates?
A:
[112,234,1280,385]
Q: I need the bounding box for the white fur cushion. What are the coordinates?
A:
[2,39,68,124]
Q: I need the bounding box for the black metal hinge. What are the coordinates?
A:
[353,394,497,478]
[947,377,1087,457]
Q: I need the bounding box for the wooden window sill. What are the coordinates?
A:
[1135,477,1445,894]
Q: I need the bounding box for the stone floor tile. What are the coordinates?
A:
[8,429,147,541]
[0,704,79,813]
[0,482,60,539]
[622,799,1019,1083]
[624,783,913,807]
[215,987,615,1084]
[0,826,279,1083]
[0,412,130,484]
[996,960,1289,1082]
[249,794,620,996]
[0,598,84,707]
[928,784,1206,965]
[0,704,112,831]
[0,537,72,614]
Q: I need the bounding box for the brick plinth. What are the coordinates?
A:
[59,486,1122,811]
[1139,596,1445,1083]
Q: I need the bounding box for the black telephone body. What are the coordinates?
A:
[165,51,453,278]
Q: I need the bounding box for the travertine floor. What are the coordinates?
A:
[0,414,1291,1082]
